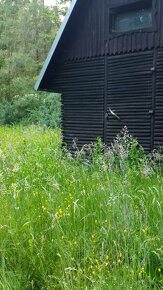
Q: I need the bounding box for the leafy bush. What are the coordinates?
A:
[0,93,61,127]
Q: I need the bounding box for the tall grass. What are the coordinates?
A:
[0,126,162,289]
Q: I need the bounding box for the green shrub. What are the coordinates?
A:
[0,93,61,127]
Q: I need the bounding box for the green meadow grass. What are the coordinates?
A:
[0,126,162,289]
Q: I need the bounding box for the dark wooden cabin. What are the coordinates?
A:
[35,0,163,152]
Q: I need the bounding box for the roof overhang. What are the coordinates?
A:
[34,0,78,91]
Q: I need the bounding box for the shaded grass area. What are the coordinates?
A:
[0,126,162,289]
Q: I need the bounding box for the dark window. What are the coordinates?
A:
[110,0,152,33]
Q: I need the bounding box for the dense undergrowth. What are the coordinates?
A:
[0,126,162,289]
[0,93,61,128]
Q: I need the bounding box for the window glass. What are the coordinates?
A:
[114,8,152,32]
[110,1,153,34]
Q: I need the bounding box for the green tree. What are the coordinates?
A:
[0,0,62,100]
[57,0,70,17]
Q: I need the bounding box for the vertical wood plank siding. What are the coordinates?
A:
[59,0,162,60]
[160,0,163,47]
[107,0,160,56]
[155,49,163,149]
[62,0,105,60]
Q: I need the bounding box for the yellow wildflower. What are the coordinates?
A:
[158,268,161,273]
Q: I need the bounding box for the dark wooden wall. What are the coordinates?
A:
[42,0,163,152]
[48,57,105,149]
[62,58,104,148]
[60,0,105,60]
[106,51,153,153]
[42,0,163,89]
[155,49,163,149]
[58,0,163,61]
[107,0,159,55]
[46,48,163,151]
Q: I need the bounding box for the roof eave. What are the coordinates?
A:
[34,0,78,91]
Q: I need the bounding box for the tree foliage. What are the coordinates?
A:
[0,0,69,101]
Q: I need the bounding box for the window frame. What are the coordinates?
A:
[109,0,154,36]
